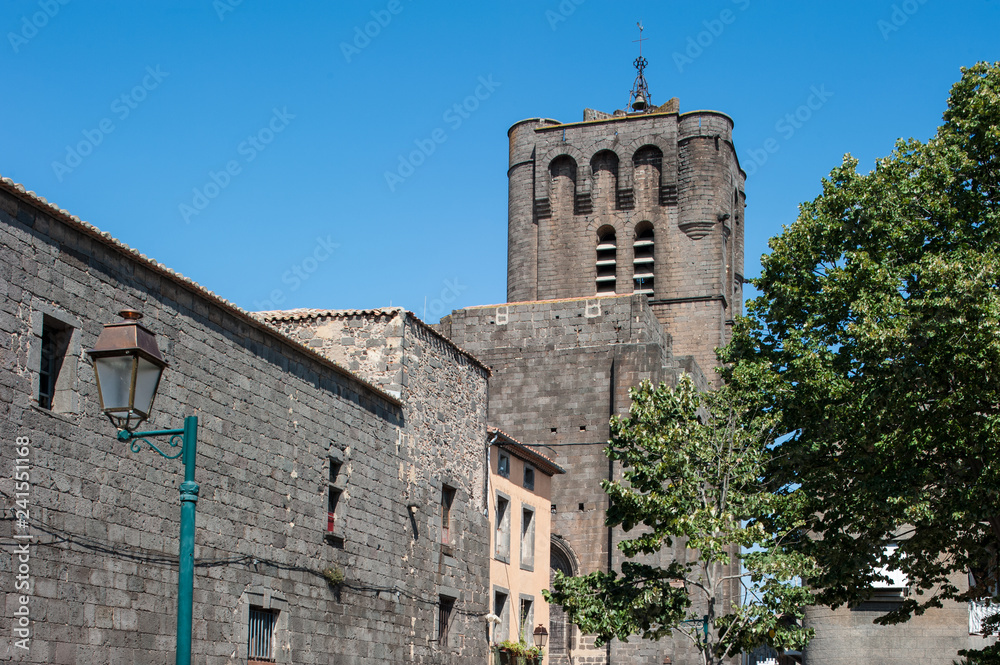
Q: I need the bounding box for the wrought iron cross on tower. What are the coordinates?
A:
[629,21,651,112]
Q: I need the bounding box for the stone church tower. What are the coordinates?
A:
[506,100,745,380]
[440,84,746,665]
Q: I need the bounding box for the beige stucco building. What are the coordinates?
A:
[487,428,565,648]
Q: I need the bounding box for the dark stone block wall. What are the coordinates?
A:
[0,183,489,665]
[441,295,714,665]
[260,308,493,641]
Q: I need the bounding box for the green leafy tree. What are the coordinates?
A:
[722,62,1000,663]
[545,376,815,665]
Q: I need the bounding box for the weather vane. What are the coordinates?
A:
[629,21,651,112]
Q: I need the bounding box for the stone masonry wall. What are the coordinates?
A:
[0,184,487,665]
[262,308,492,657]
[440,295,709,665]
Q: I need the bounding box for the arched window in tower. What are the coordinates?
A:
[633,224,654,296]
[595,227,617,295]
[590,150,619,213]
[632,146,663,209]
[549,155,578,217]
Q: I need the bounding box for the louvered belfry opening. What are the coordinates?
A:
[633,224,654,296]
[596,227,617,294]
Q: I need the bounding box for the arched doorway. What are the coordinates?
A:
[548,537,578,665]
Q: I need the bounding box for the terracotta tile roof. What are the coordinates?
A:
[255,308,491,374]
[0,175,402,408]
[255,307,404,321]
[488,426,565,475]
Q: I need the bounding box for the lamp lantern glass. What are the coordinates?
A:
[87,310,168,432]
[533,624,548,649]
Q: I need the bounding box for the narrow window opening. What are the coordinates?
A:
[495,495,511,562]
[523,465,535,491]
[498,452,510,479]
[633,225,655,296]
[441,484,456,550]
[578,503,585,511]
[519,597,534,641]
[38,316,73,411]
[596,228,617,294]
[326,460,344,547]
[520,507,535,570]
[494,590,510,643]
[248,606,277,663]
[438,595,456,644]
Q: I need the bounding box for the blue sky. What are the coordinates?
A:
[3,1,998,321]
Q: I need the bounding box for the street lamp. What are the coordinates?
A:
[87,310,199,665]
[533,624,548,654]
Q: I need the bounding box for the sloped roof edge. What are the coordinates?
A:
[0,176,402,408]
[488,426,565,476]
[256,307,491,374]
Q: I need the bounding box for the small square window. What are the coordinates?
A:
[523,465,535,491]
[248,606,277,663]
[498,452,510,479]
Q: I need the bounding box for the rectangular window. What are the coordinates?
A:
[441,484,456,551]
[870,543,907,601]
[438,595,455,643]
[494,589,510,643]
[326,459,343,546]
[38,317,73,411]
[523,464,535,491]
[519,596,534,640]
[520,506,535,570]
[248,606,277,663]
[498,451,510,478]
[495,494,511,562]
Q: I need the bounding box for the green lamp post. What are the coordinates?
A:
[87,310,199,665]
